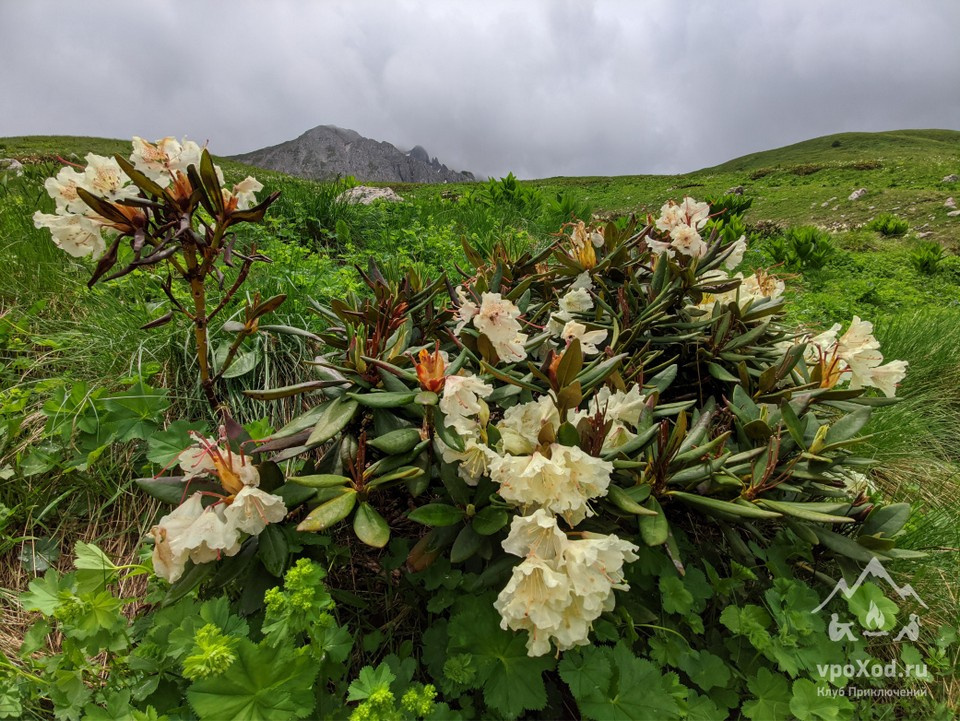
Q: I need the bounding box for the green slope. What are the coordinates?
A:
[5,129,960,245]
[704,129,960,173]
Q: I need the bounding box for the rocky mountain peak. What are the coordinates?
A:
[231,126,474,184]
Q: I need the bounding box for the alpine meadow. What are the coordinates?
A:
[1,127,959,721]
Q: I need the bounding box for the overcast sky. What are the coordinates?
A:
[2,1,959,178]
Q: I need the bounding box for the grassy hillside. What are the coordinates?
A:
[1,132,959,713]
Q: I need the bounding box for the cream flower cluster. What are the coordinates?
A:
[33,137,263,259]
[33,154,139,257]
[436,373,498,485]
[569,385,647,454]
[494,510,638,656]
[691,267,785,313]
[650,196,712,258]
[547,273,607,356]
[800,316,908,397]
[149,436,286,583]
[434,376,639,654]
[454,290,529,363]
[490,444,613,526]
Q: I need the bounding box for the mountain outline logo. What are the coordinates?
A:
[813,557,928,613]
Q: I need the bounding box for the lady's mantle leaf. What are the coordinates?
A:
[447,597,553,719]
[187,639,317,721]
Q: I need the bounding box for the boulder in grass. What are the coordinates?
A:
[942,174,959,183]
[0,158,23,176]
[848,188,868,201]
[338,186,404,205]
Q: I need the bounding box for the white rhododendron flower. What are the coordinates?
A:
[453,287,478,333]
[571,220,604,249]
[177,433,260,490]
[559,286,593,315]
[43,165,89,214]
[224,176,264,211]
[561,532,638,601]
[495,510,639,655]
[32,211,106,258]
[501,509,568,560]
[223,486,288,535]
[669,224,708,258]
[570,385,646,452]
[497,395,561,455]
[652,197,713,258]
[655,201,686,233]
[436,437,499,486]
[680,196,712,229]
[491,444,613,525]
[82,154,137,203]
[740,269,785,303]
[472,292,529,363]
[865,359,909,398]
[181,504,242,564]
[439,374,493,436]
[795,316,907,397]
[149,493,205,583]
[724,235,748,269]
[130,136,204,184]
[494,556,574,656]
[560,320,607,356]
[149,430,288,582]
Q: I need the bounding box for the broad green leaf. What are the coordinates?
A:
[450,525,483,563]
[288,474,351,488]
[21,569,71,615]
[447,597,553,718]
[346,663,395,702]
[669,492,782,520]
[306,398,359,446]
[576,643,683,721]
[607,485,658,516]
[257,525,288,577]
[297,489,357,532]
[557,646,612,700]
[367,428,422,454]
[789,679,854,721]
[147,420,208,466]
[638,496,669,546]
[471,506,509,536]
[659,575,694,615]
[353,502,390,548]
[742,668,793,721]
[407,503,464,527]
[187,639,318,721]
[346,390,417,408]
[860,503,910,538]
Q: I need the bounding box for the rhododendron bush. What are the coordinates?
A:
[22,139,921,720]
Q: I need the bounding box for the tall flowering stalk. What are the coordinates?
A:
[33,136,281,418]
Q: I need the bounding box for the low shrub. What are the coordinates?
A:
[768,225,835,270]
[910,240,946,275]
[866,213,910,237]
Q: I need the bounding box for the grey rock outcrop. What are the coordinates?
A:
[0,158,23,176]
[338,186,404,205]
[232,125,475,184]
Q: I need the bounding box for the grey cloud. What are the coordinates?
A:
[1,0,959,179]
